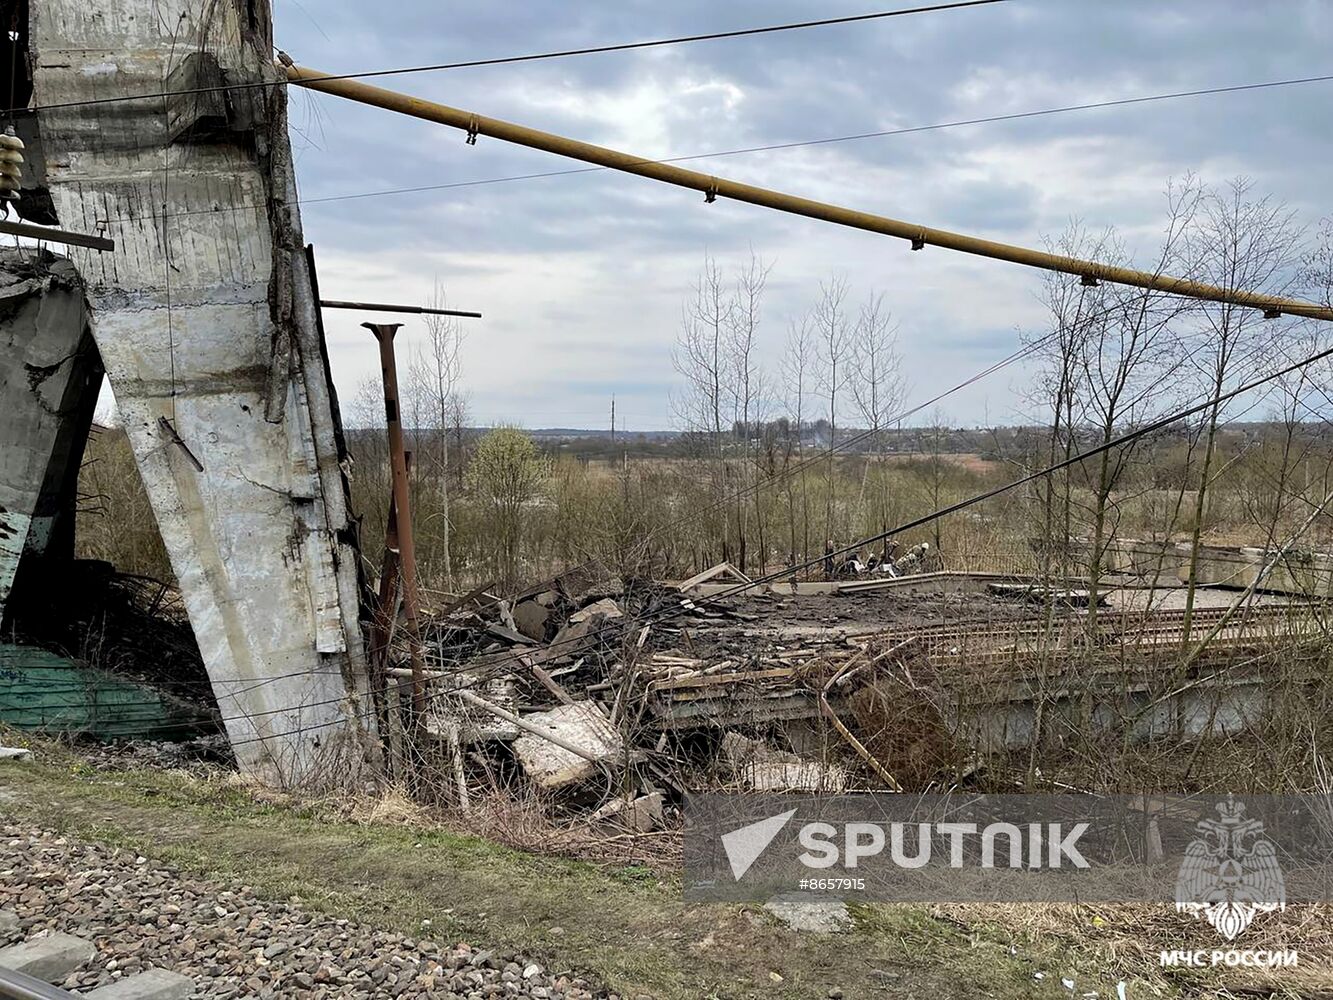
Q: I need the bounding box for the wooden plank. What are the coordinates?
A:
[649,666,797,693]
[677,561,752,591]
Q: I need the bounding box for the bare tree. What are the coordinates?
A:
[413,279,465,590]
[726,252,771,439]
[849,291,907,446]
[726,251,772,571]
[672,252,733,445]
[349,374,386,430]
[812,276,853,446]
[782,315,817,566]
[1028,233,1093,588]
[1076,187,1201,621]
[1179,178,1305,634]
[447,390,472,472]
[812,276,852,539]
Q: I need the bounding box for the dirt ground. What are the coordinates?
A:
[3,751,1329,999]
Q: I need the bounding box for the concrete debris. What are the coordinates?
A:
[568,598,623,625]
[762,896,852,934]
[544,617,599,660]
[722,733,847,793]
[511,703,624,790]
[554,564,624,606]
[988,582,1108,608]
[0,930,96,981]
[0,747,31,761]
[512,599,552,641]
[677,561,752,592]
[590,792,664,833]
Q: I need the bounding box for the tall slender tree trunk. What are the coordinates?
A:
[1181,401,1221,638]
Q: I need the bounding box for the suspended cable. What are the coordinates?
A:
[4,1,1006,116]
[82,70,1333,229]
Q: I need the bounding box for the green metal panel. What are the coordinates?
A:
[0,643,215,741]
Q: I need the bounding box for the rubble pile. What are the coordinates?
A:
[379,566,1038,823]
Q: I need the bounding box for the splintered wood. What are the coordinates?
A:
[382,569,1323,798]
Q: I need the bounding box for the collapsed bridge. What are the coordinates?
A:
[1,0,1331,787]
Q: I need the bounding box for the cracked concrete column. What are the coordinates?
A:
[0,251,101,621]
[25,0,374,784]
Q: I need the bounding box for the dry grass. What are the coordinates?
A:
[935,900,1333,995]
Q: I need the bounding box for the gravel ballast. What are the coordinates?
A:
[0,825,619,1000]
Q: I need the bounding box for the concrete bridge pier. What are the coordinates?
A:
[0,252,102,620]
[8,0,376,785]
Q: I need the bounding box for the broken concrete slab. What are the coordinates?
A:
[569,597,623,625]
[763,896,852,934]
[0,251,101,623]
[513,599,552,641]
[555,565,624,606]
[87,968,194,1000]
[547,613,611,660]
[678,561,752,592]
[0,911,18,938]
[591,791,664,832]
[0,931,95,981]
[722,732,847,793]
[512,702,623,790]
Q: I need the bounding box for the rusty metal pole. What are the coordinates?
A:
[368,472,402,678]
[368,458,407,657]
[364,323,427,717]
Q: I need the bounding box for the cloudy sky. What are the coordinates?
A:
[275,0,1333,431]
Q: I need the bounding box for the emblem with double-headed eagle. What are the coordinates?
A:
[1175,795,1285,940]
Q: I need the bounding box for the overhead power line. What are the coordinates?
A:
[280,1,1006,81]
[6,1,1005,116]
[75,70,1333,230]
[290,64,1333,321]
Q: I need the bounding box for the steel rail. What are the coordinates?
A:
[0,966,80,1000]
[286,64,1333,322]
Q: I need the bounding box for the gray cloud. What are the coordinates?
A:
[278,0,1333,428]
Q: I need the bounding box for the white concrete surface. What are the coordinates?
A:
[28,0,372,783]
[512,703,623,789]
[87,968,194,1000]
[0,931,95,981]
[0,255,98,618]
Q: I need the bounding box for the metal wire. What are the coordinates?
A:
[3,1,1006,116]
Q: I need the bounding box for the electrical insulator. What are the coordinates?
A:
[0,128,25,201]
